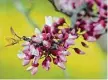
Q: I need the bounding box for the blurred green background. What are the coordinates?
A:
[0,0,107,79]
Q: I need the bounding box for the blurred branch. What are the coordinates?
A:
[13,0,41,31]
[97,33,107,52]
[48,0,87,27]
[48,0,72,17]
[63,69,70,79]
[70,2,87,28]
[48,0,60,12]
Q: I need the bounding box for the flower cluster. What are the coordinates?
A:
[50,0,107,40]
[73,0,107,41]
[17,0,107,75]
[52,0,108,41]
[17,16,88,75]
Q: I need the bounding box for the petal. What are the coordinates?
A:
[68,34,74,38]
[32,63,39,67]
[66,38,75,45]
[23,49,30,55]
[62,29,67,34]
[39,34,43,39]
[45,61,50,71]
[62,51,70,56]
[22,59,30,66]
[64,43,68,48]
[35,28,41,35]
[30,45,39,56]
[42,60,50,71]
[32,56,40,65]
[34,49,39,56]
[43,40,51,48]
[53,17,65,25]
[93,29,105,35]
[23,46,29,51]
[32,36,42,43]
[83,33,89,40]
[59,55,67,62]
[46,56,52,62]
[17,52,25,59]
[53,58,59,64]
[53,17,59,23]
[22,42,30,46]
[45,16,53,26]
[57,34,63,39]
[43,25,51,33]
[69,34,77,39]
[71,29,76,34]
[87,36,96,42]
[26,66,33,71]
[31,67,38,75]
[57,62,66,70]
[94,24,104,31]
[63,33,69,40]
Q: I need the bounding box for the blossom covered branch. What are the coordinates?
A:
[49,0,107,41]
[10,0,107,75]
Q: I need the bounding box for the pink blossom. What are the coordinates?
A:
[17,8,107,75]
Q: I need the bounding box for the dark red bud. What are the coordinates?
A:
[83,33,88,40]
[53,58,58,65]
[46,56,52,62]
[32,63,39,67]
[53,22,59,27]
[72,3,76,9]
[42,60,46,66]
[95,34,102,39]
[77,13,82,17]
[73,48,80,54]
[73,48,85,54]
[95,0,101,6]
[103,4,107,10]
[29,55,35,59]
[58,18,65,25]
[32,35,36,37]
[81,42,89,48]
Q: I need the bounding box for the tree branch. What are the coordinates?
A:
[13,0,41,31]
